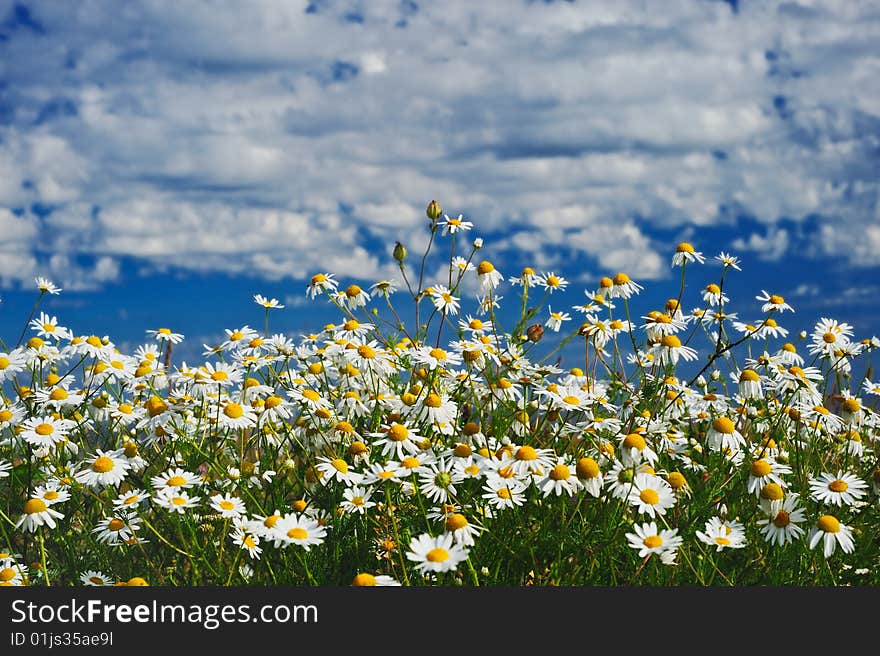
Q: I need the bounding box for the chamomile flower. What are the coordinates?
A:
[75,449,131,489]
[650,334,699,367]
[808,471,868,507]
[351,573,401,586]
[406,532,469,574]
[214,400,258,430]
[443,513,482,547]
[747,457,792,496]
[575,457,604,497]
[536,458,580,497]
[808,514,855,558]
[145,327,185,344]
[32,482,71,506]
[273,514,327,551]
[314,456,363,486]
[339,486,376,515]
[536,271,569,293]
[340,284,371,310]
[545,307,572,332]
[16,497,65,532]
[476,261,503,293]
[418,459,465,503]
[608,272,643,299]
[254,294,284,309]
[92,513,142,546]
[19,415,75,449]
[306,273,338,299]
[35,276,62,295]
[671,242,705,267]
[153,489,201,514]
[756,290,793,314]
[696,516,747,551]
[626,521,683,559]
[618,432,659,467]
[735,369,763,400]
[429,285,460,316]
[705,416,746,454]
[210,493,247,518]
[458,315,492,335]
[30,312,72,340]
[230,521,263,560]
[0,559,25,586]
[80,570,112,586]
[701,283,728,306]
[0,350,26,383]
[439,213,473,234]
[113,489,151,510]
[628,473,676,518]
[715,252,742,270]
[150,467,202,492]
[481,477,528,510]
[758,493,806,547]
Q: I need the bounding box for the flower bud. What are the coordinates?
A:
[526,323,544,343]
[393,241,407,263]
[426,200,443,221]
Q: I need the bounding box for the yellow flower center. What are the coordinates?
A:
[345,285,362,298]
[622,433,646,451]
[828,480,848,493]
[287,528,308,540]
[712,417,735,434]
[714,537,731,546]
[388,424,410,442]
[497,487,512,499]
[35,423,55,436]
[660,335,681,348]
[639,489,659,505]
[224,403,244,419]
[0,568,17,582]
[426,548,449,562]
[211,370,229,381]
[352,573,377,586]
[446,513,469,531]
[842,399,860,413]
[816,515,840,533]
[0,409,12,422]
[739,369,760,382]
[676,242,695,254]
[108,518,125,532]
[357,344,376,359]
[769,295,784,305]
[165,476,187,487]
[263,515,280,528]
[643,535,663,549]
[549,464,571,481]
[27,337,45,349]
[515,446,537,461]
[401,457,420,469]
[331,458,348,473]
[477,261,495,275]
[302,389,320,402]
[43,490,59,500]
[576,458,600,480]
[24,498,47,514]
[773,510,791,528]
[425,393,442,408]
[49,388,69,401]
[0,357,8,369]
[92,456,115,473]
[219,500,236,510]
[311,273,327,285]
[760,483,784,501]
[750,460,772,477]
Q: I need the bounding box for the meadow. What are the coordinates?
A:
[1,200,879,586]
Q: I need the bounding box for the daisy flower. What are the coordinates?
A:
[671,242,705,267]
[16,497,65,532]
[715,252,742,270]
[273,514,327,551]
[145,327,185,344]
[481,477,528,510]
[439,213,473,234]
[536,459,580,497]
[29,312,72,340]
[314,456,363,486]
[608,272,643,299]
[0,350,26,383]
[92,513,142,545]
[306,273,338,299]
[210,493,247,518]
[406,532,470,574]
[509,267,538,287]
[650,335,699,367]
[575,457,604,497]
[32,482,71,506]
[808,514,855,558]
[0,559,26,586]
[545,307,572,332]
[339,486,376,515]
[429,285,460,316]
[736,369,763,399]
[756,290,793,314]
[808,470,868,507]
[758,493,806,547]
[701,283,728,307]
[35,276,62,295]
[536,271,569,293]
[341,284,371,310]
[706,416,746,454]
[628,473,676,518]
[369,422,423,460]
[80,570,113,586]
[443,513,482,547]
[150,467,202,492]
[113,488,151,510]
[214,400,258,430]
[476,261,503,293]
[618,432,659,467]
[418,459,465,503]
[74,449,131,489]
[231,522,262,560]
[254,294,284,309]
[458,315,492,335]
[153,489,201,514]
[351,573,401,586]
[696,517,747,551]
[747,457,792,496]
[19,415,76,449]
[626,521,683,559]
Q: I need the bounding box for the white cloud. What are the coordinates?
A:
[0,0,877,293]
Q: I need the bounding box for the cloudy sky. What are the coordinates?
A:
[1,0,878,365]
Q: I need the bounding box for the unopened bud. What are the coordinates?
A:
[426,200,443,221]
[526,323,544,343]
[393,241,407,263]
[473,237,484,249]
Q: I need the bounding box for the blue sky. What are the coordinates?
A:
[1,0,879,374]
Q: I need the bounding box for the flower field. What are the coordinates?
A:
[1,201,879,586]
